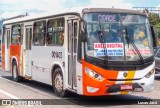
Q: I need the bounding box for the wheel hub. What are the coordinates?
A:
[54,74,63,92]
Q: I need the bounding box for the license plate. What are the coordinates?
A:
[120,84,133,91]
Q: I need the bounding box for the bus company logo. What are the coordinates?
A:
[123,72,128,78]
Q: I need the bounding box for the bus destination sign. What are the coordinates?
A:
[92,14,138,22]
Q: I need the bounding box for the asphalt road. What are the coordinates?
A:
[0,68,160,108]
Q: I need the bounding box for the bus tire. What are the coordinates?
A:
[12,61,23,82]
[52,68,67,97]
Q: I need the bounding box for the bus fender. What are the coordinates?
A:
[11,56,19,72]
[51,62,65,82]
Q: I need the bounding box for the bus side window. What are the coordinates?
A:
[21,24,24,44]
[78,29,82,62]
[33,21,46,45]
[47,18,64,46]
[46,33,51,44]
[2,27,5,44]
[74,22,77,53]
[11,24,21,45]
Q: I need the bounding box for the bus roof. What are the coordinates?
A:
[3,12,81,25]
[3,8,146,25]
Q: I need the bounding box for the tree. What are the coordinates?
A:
[148,12,160,38]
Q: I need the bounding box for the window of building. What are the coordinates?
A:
[47,18,64,45]
[11,25,21,44]
[33,21,46,45]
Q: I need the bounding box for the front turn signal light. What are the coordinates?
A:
[145,69,155,78]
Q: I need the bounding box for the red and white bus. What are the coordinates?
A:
[1,8,157,97]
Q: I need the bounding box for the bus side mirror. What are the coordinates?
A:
[150,25,158,50]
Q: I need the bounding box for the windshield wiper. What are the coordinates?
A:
[125,26,145,63]
[98,20,108,65]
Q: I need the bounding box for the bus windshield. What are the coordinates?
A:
[84,13,154,61]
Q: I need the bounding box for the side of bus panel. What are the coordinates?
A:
[2,44,5,70]
[10,45,21,74]
[1,26,6,70]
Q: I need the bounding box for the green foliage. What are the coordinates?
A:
[149,13,160,38]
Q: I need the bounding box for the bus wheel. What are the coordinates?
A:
[52,68,67,97]
[12,61,23,82]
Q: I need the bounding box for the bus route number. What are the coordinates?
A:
[52,51,62,59]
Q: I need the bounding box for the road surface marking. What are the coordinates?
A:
[0,89,19,99]
[0,76,58,99]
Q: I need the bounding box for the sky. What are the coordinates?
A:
[0,0,160,19]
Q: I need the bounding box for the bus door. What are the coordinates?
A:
[5,29,11,71]
[67,19,78,90]
[24,26,32,77]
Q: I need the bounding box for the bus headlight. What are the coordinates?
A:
[85,67,105,81]
[145,69,155,78]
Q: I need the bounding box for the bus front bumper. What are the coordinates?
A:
[83,73,154,96]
